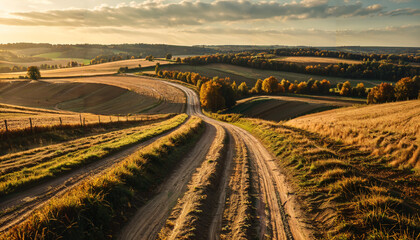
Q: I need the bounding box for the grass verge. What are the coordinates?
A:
[0,114,187,198]
[231,117,420,239]
[0,116,204,240]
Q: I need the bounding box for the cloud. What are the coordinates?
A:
[381,8,420,17]
[0,0,387,27]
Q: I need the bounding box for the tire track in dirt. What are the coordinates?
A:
[118,122,218,240]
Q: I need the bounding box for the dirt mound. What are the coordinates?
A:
[0,80,158,115]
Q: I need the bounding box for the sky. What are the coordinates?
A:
[0,0,419,46]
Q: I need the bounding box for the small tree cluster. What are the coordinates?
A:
[27,66,41,80]
[367,76,419,104]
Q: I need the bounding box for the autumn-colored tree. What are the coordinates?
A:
[27,66,41,80]
[251,79,263,94]
[277,83,285,93]
[394,77,417,100]
[319,79,331,94]
[296,82,308,94]
[280,79,291,92]
[196,80,203,91]
[288,83,297,93]
[262,76,279,94]
[238,82,249,96]
[340,81,352,96]
[200,80,225,111]
[354,83,366,97]
[367,82,395,104]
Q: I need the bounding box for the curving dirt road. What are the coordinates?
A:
[159,78,312,240]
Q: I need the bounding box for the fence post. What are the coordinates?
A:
[109,116,112,122]
[117,116,119,122]
[29,118,33,131]
[80,114,82,126]
[98,116,101,124]
[4,120,8,133]
[59,117,62,126]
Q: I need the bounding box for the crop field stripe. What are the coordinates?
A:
[0,114,188,198]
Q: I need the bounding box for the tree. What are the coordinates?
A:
[368,82,395,104]
[166,53,172,60]
[27,66,41,80]
[238,82,249,96]
[354,83,366,97]
[251,79,263,94]
[262,76,279,94]
[394,77,417,100]
[340,81,351,96]
[296,82,308,94]
[155,63,160,74]
[200,80,225,111]
[176,57,181,63]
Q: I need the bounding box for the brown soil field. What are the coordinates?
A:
[0,80,158,115]
[48,75,186,114]
[286,100,420,168]
[0,59,171,78]
[274,56,362,66]
[227,95,362,122]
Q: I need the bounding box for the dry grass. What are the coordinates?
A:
[286,100,420,169]
[157,125,227,239]
[0,116,204,240]
[0,114,187,197]
[0,59,172,78]
[232,117,420,239]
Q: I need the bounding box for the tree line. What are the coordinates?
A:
[181,53,419,82]
[155,66,419,111]
[270,48,420,63]
[0,61,83,73]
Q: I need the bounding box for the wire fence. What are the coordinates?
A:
[0,114,153,133]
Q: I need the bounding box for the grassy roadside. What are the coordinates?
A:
[0,114,188,198]
[0,114,175,155]
[232,118,420,239]
[1,116,205,240]
[157,126,227,239]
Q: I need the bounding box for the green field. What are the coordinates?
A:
[157,63,386,88]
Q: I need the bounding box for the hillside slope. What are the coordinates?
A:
[0,80,158,115]
[286,100,420,168]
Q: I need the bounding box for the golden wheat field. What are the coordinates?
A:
[286,100,420,168]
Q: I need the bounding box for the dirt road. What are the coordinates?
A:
[160,78,312,240]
